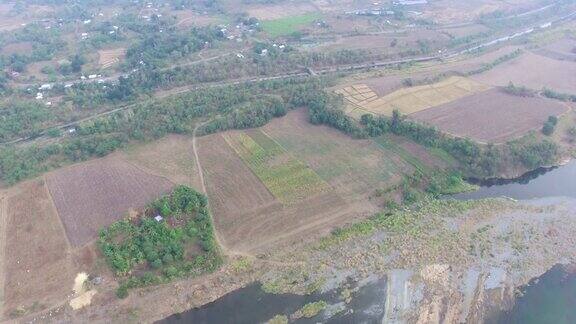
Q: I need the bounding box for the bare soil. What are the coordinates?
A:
[410,88,570,143]
[121,135,203,191]
[2,179,75,318]
[312,29,450,54]
[533,37,576,62]
[472,51,576,94]
[45,157,174,247]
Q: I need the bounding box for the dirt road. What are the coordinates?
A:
[0,192,8,318]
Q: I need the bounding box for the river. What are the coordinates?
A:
[159,277,388,324]
[159,161,576,323]
[488,264,576,324]
[452,160,576,200]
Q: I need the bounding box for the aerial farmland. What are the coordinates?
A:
[1,0,576,323]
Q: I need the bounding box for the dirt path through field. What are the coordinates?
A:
[0,192,6,318]
[193,122,236,258]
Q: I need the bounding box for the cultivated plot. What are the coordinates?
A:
[262,110,412,198]
[198,110,436,253]
[98,48,126,69]
[122,135,202,190]
[46,158,174,247]
[410,89,570,143]
[337,76,490,117]
[223,130,329,204]
[471,51,576,94]
[3,180,75,315]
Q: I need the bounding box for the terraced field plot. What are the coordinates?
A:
[98,48,125,69]
[337,76,490,117]
[223,130,329,204]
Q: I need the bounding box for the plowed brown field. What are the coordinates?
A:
[46,158,174,247]
[122,135,202,190]
[472,52,576,94]
[410,89,570,143]
[3,179,75,317]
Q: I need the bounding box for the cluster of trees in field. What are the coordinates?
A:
[503,82,535,97]
[99,185,221,298]
[125,26,225,68]
[542,115,558,136]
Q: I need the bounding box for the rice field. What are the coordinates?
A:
[336,76,490,117]
[223,130,329,204]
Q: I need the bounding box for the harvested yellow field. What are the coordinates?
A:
[337,76,490,117]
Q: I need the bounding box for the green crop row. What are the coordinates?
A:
[226,131,328,203]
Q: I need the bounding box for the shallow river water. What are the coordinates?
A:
[159,161,576,323]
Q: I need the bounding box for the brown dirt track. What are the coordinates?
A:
[3,179,75,317]
[410,89,570,143]
[46,157,174,247]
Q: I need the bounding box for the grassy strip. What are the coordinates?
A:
[317,197,490,250]
[261,13,322,37]
[293,301,328,319]
[466,49,522,75]
[98,186,222,298]
[373,135,429,175]
[225,130,328,203]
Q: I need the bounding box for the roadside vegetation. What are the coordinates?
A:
[98,185,221,298]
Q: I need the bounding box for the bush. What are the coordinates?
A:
[542,116,558,136]
[116,285,129,299]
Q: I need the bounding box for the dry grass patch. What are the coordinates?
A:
[337,76,490,117]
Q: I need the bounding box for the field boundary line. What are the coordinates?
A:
[43,177,74,251]
[0,191,7,319]
[193,123,238,258]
